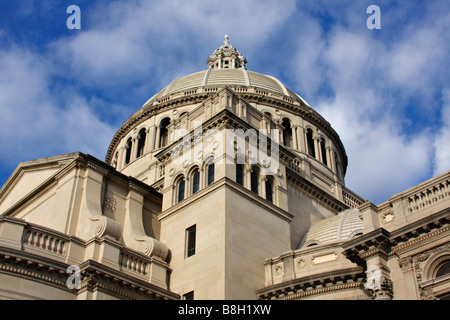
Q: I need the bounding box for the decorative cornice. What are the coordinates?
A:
[389,208,450,253]
[0,248,73,293]
[105,87,348,173]
[256,267,366,300]
[391,225,450,256]
[342,228,391,267]
[77,261,178,300]
[153,106,296,168]
[0,240,179,300]
[286,169,348,214]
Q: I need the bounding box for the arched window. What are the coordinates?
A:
[265,179,273,203]
[207,162,215,186]
[306,128,315,158]
[191,169,200,195]
[159,118,171,148]
[320,137,328,166]
[251,169,259,194]
[113,152,119,169]
[436,261,450,278]
[177,177,186,203]
[124,138,133,165]
[282,118,293,148]
[136,128,146,158]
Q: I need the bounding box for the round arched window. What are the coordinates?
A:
[436,261,450,278]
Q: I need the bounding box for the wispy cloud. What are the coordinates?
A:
[0,0,448,205]
[0,44,115,167]
[283,1,450,203]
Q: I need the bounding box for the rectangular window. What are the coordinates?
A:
[236,164,243,186]
[186,225,196,258]
[183,291,194,300]
[251,171,258,194]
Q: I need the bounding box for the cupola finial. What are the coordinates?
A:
[206,35,247,69]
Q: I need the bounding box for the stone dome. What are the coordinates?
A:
[299,208,364,248]
[105,35,348,176]
[142,35,308,107]
[144,69,304,106]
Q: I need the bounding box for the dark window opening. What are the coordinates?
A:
[282,118,293,148]
[207,162,215,186]
[436,261,450,278]
[186,225,196,258]
[320,138,328,166]
[192,170,200,194]
[183,291,194,300]
[265,179,273,203]
[177,178,185,203]
[236,163,244,186]
[251,170,258,194]
[125,138,132,165]
[306,129,315,158]
[136,129,146,158]
[159,118,171,148]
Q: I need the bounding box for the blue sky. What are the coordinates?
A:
[0,0,449,205]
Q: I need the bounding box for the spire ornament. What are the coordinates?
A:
[206,35,247,69]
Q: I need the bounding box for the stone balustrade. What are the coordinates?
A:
[0,216,174,296]
[377,171,450,229]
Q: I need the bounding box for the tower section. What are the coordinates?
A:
[105,36,362,299]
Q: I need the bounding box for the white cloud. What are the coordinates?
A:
[286,7,448,203]
[1,0,448,205]
[51,0,296,88]
[433,89,450,176]
[318,91,432,204]
[0,45,115,167]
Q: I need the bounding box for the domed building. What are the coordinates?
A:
[0,36,449,300]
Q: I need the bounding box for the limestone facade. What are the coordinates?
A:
[0,36,449,300]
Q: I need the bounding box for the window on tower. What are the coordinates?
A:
[306,128,315,158]
[236,163,244,186]
[124,138,132,165]
[282,118,293,148]
[136,128,146,158]
[207,162,215,186]
[159,118,171,148]
[177,177,185,203]
[251,169,259,194]
[186,225,196,258]
[192,169,200,194]
[320,137,328,166]
[265,179,273,203]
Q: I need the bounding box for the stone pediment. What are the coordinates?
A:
[0,152,83,216]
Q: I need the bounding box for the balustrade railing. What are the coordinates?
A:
[119,250,149,277]
[22,227,67,256]
[407,177,450,213]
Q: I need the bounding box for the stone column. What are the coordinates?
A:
[313,136,319,161]
[397,256,420,299]
[292,125,299,150]
[146,125,156,154]
[155,126,161,149]
[297,126,306,153]
[130,136,137,163]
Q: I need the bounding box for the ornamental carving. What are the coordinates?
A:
[295,258,306,269]
[412,241,450,299]
[103,196,117,214]
[273,264,283,276]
